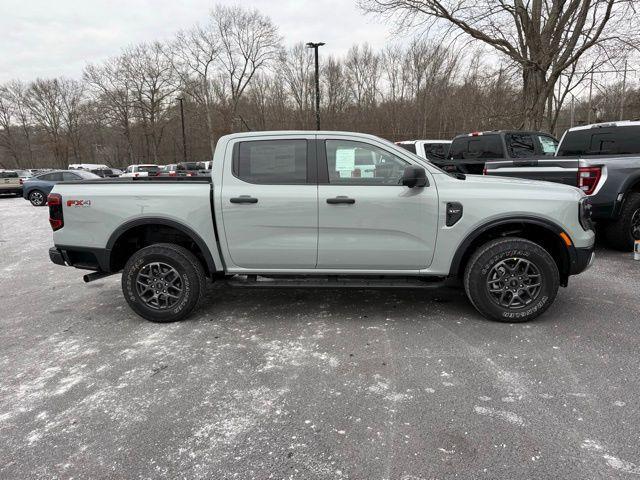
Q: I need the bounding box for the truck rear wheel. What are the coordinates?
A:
[603,192,640,251]
[122,243,206,323]
[464,237,559,323]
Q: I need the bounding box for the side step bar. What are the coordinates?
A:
[226,275,449,289]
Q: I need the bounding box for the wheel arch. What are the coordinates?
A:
[449,216,577,286]
[106,217,216,277]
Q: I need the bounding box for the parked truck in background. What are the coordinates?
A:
[445,130,559,175]
[47,131,594,324]
[395,140,452,169]
[485,121,640,251]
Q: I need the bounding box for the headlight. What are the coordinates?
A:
[579,197,594,231]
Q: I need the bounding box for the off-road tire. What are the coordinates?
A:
[464,237,559,323]
[603,192,640,251]
[122,243,206,323]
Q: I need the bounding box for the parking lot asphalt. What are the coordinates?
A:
[0,195,639,479]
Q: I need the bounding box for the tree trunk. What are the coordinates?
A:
[522,67,549,130]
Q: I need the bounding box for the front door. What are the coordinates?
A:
[317,137,439,270]
[220,135,318,270]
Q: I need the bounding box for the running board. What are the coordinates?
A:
[225,275,448,289]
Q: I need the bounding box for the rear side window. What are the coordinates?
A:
[558,126,640,156]
[62,172,81,181]
[0,171,18,178]
[423,143,449,160]
[39,172,63,181]
[506,133,536,158]
[449,135,503,159]
[396,143,417,154]
[138,166,159,173]
[234,139,308,184]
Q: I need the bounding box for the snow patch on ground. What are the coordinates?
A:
[473,405,525,427]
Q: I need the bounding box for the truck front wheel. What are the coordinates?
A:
[122,243,206,323]
[464,237,559,323]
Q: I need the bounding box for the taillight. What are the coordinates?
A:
[48,193,64,231]
[578,166,602,195]
[19,178,24,185]
[482,166,488,175]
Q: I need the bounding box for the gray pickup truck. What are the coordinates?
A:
[46,131,594,323]
[485,121,640,250]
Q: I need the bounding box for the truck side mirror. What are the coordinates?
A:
[402,166,428,188]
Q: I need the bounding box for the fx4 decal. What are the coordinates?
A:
[66,199,92,207]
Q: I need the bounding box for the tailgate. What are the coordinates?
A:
[484,158,579,186]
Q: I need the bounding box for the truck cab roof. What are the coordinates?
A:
[566,120,640,132]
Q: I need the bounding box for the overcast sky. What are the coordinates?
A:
[0,0,403,83]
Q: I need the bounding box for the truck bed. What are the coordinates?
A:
[484,158,579,186]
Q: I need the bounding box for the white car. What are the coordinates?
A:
[121,164,160,178]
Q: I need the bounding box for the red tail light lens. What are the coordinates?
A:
[19,178,24,185]
[48,193,64,231]
[578,166,602,195]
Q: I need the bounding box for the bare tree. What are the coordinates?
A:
[213,5,282,129]
[359,0,639,130]
[345,43,380,108]
[84,56,136,163]
[280,43,314,127]
[322,56,350,127]
[24,78,68,167]
[0,87,22,168]
[169,22,221,157]
[122,42,177,163]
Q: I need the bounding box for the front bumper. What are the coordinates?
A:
[570,245,595,275]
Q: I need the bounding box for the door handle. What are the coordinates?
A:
[230,195,258,204]
[326,196,355,205]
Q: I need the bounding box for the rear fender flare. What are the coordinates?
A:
[105,217,216,275]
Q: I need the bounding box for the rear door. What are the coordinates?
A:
[449,134,504,174]
[316,135,438,270]
[220,134,318,269]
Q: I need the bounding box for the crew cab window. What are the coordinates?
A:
[234,139,307,184]
[449,135,503,159]
[506,133,536,158]
[0,171,18,178]
[558,126,640,156]
[325,140,408,185]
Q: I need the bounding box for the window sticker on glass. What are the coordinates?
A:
[249,143,297,175]
[335,148,355,177]
[539,136,558,155]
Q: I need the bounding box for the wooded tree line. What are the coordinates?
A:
[0,2,638,169]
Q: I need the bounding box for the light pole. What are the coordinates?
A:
[177,97,187,163]
[306,42,325,130]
